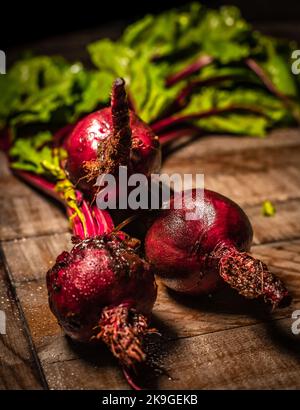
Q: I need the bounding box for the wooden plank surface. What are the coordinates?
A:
[0,257,44,389]
[1,21,300,389]
[1,125,300,389]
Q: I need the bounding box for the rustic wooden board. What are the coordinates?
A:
[1,126,300,389]
[0,257,44,389]
[1,22,300,389]
[0,154,69,241]
[141,316,300,390]
[1,127,300,389]
[1,235,300,388]
[163,129,300,207]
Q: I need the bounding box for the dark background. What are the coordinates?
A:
[1,0,300,50]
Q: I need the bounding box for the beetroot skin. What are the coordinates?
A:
[145,189,289,307]
[65,78,161,193]
[47,234,157,367]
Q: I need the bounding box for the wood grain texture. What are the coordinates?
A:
[4,234,296,341]
[0,257,43,389]
[1,125,300,389]
[0,153,69,241]
[2,230,300,389]
[140,317,300,389]
[162,128,300,208]
[0,196,69,241]
[247,199,300,244]
[1,233,71,283]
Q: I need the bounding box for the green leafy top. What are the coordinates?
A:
[0,56,114,137]
[9,133,87,232]
[1,2,299,139]
[122,3,252,63]
[87,3,300,134]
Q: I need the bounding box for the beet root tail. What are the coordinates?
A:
[96,304,155,368]
[219,248,290,308]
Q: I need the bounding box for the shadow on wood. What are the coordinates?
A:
[165,283,276,320]
[64,313,179,390]
[264,315,300,359]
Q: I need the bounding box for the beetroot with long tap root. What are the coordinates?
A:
[65,78,161,194]
[13,166,157,382]
[47,234,157,368]
[145,189,290,308]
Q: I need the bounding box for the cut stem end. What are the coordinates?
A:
[97,78,132,175]
[219,247,290,308]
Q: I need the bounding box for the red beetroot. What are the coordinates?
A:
[65,78,161,194]
[12,145,158,374]
[47,234,157,368]
[145,189,289,307]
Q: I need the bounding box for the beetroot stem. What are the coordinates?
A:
[159,126,201,146]
[218,246,290,308]
[245,58,290,102]
[92,206,114,235]
[245,58,300,124]
[152,105,268,134]
[53,124,75,147]
[166,54,214,87]
[13,169,113,240]
[174,75,240,108]
[111,78,131,138]
[98,78,132,173]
